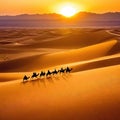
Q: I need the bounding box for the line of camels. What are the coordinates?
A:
[23,67,72,82]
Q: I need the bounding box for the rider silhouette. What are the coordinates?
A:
[61,68,63,70]
[23,75,28,80]
[66,67,72,73]
[47,70,51,74]
[66,67,70,71]
[23,75,30,82]
[33,72,37,76]
[41,71,44,74]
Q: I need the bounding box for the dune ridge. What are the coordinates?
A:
[0,40,117,72]
[0,65,120,120]
[0,54,119,82]
[0,28,120,120]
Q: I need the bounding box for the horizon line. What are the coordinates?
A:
[0,11,120,16]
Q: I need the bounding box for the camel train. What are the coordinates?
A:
[23,67,72,82]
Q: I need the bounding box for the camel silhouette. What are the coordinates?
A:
[58,68,66,74]
[22,67,72,82]
[31,72,39,79]
[52,69,59,75]
[23,75,30,82]
[40,71,46,78]
[66,67,73,73]
[46,70,52,77]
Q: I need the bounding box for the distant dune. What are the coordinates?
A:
[0,12,120,27]
[0,40,117,72]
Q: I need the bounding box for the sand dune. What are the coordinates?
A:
[0,72,30,82]
[0,28,120,120]
[0,65,120,120]
[0,54,119,82]
[0,29,114,50]
[26,29,114,49]
[0,40,117,72]
[71,54,120,72]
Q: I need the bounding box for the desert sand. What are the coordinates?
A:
[0,28,120,120]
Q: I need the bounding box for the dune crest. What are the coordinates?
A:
[0,65,120,120]
[0,39,117,72]
[0,28,120,120]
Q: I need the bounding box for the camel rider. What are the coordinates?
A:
[23,75,28,80]
[66,67,70,71]
[33,72,37,76]
[47,70,51,74]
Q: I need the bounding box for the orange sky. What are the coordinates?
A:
[0,0,120,15]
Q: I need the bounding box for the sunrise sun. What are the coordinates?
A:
[59,4,79,17]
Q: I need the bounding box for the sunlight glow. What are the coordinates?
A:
[58,3,80,17]
[60,6,77,17]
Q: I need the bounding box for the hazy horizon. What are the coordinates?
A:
[0,11,120,16]
[1,11,120,16]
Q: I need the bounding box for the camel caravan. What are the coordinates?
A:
[23,67,72,82]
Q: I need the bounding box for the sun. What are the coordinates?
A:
[59,5,78,17]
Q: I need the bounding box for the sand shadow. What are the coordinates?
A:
[21,77,41,86]
[21,72,72,86]
[29,78,40,86]
[46,76,54,83]
[52,75,60,81]
[72,57,120,73]
[39,78,46,87]
[21,80,29,85]
[61,73,72,81]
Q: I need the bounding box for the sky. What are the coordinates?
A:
[0,0,120,15]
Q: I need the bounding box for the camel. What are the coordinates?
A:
[40,71,46,78]
[52,69,59,75]
[46,70,52,77]
[58,68,66,74]
[31,72,39,79]
[23,75,30,82]
[66,67,73,73]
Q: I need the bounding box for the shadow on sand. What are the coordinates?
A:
[22,73,72,87]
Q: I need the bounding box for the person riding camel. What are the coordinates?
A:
[47,70,51,74]
[23,75,27,80]
[23,75,30,82]
[33,72,37,76]
[66,67,72,73]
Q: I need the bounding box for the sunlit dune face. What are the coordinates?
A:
[59,5,78,17]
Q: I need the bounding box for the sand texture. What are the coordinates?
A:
[0,28,120,120]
